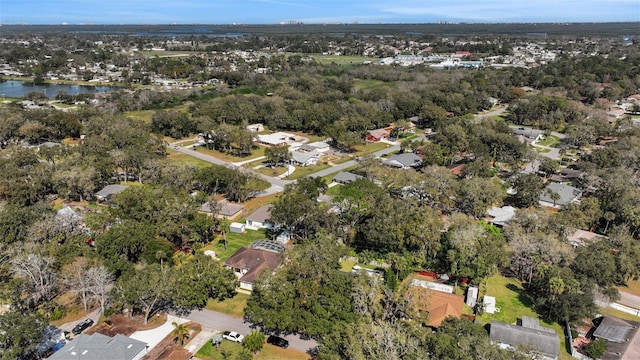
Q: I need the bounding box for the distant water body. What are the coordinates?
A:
[0,81,117,98]
[69,30,248,37]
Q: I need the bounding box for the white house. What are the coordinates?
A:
[230,222,246,234]
[245,205,273,230]
[290,149,320,167]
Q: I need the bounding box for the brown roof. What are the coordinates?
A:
[368,129,389,139]
[224,247,280,285]
[408,287,464,327]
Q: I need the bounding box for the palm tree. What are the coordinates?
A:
[218,218,231,250]
[171,322,190,346]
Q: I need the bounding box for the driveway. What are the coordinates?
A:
[58,308,101,334]
[129,315,188,351]
[183,309,318,353]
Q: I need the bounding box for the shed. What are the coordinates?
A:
[466,286,479,308]
[230,222,246,234]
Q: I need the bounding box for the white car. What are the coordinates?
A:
[222,331,244,343]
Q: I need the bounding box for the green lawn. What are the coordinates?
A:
[477,275,570,359]
[196,339,309,360]
[205,293,249,318]
[352,142,392,157]
[255,165,289,177]
[125,110,155,123]
[288,163,331,180]
[201,229,268,262]
[196,146,266,163]
[340,259,357,272]
[167,151,212,168]
[312,54,374,65]
[537,135,561,147]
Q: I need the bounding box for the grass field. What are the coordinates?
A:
[196,340,308,360]
[126,110,155,123]
[311,54,375,65]
[255,165,289,177]
[201,229,268,262]
[352,142,391,156]
[537,135,561,147]
[196,146,266,163]
[205,293,250,318]
[288,163,331,180]
[166,151,212,168]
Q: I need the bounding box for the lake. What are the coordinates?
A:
[0,81,118,98]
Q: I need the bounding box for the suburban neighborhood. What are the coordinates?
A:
[0,20,639,360]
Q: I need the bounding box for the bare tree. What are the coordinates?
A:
[63,258,92,311]
[11,253,57,304]
[86,265,114,315]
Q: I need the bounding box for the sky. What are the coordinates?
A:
[1,0,639,25]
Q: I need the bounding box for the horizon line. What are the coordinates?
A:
[1,21,639,26]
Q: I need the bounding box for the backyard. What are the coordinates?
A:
[200,228,268,262]
[476,275,570,359]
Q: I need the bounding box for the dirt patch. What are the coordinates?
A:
[87,313,167,337]
[143,322,201,360]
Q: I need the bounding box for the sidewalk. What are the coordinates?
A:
[184,327,217,354]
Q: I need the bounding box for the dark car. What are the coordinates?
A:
[267,335,289,348]
[72,319,94,335]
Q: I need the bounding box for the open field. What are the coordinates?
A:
[353,79,395,90]
[288,163,331,179]
[167,151,213,168]
[352,142,392,156]
[196,146,266,163]
[311,54,374,65]
[205,293,250,318]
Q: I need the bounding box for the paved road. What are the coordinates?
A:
[474,106,508,121]
[307,142,401,179]
[168,144,292,196]
[183,309,319,353]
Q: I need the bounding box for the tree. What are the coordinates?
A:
[584,338,608,359]
[243,330,265,354]
[172,321,190,346]
[11,252,57,305]
[0,309,47,360]
[172,254,237,312]
[604,211,616,234]
[86,265,114,315]
[264,144,290,167]
[510,173,544,207]
[117,263,174,324]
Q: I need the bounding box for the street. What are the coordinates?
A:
[183,309,319,353]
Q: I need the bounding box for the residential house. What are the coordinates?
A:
[539,183,582,209]
[224,246,281,291]
[332,171,363,185]
[566,228,608,248]
[305,141,331,153]
[94,184,128,202]
[199,200,244,220]
[591,316,640,360]
[512,128,544,145]
[256,132,297,146]
[245,204,273,230]
[490,317,560,360]
[366,128,389,142]
[290,149,320,167]
[246,123,265,133]
[486,206,516,227]
[385,153,423,169]
[48,333,147,360]
[408,285,464,328]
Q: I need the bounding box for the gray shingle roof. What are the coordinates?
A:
[386,153,422,168]
[539,183,582,206]
[48,333,147,360]
[333,171,363,184]
[594,316,636,343]
[490,319,560,358]
[94,184,128,199]
[246,204,273,223]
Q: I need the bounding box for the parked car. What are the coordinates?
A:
[72,319,94,335]
[266,335,289,348]
[222,331,244,343]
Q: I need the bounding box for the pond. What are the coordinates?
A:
[0,80,118,98]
